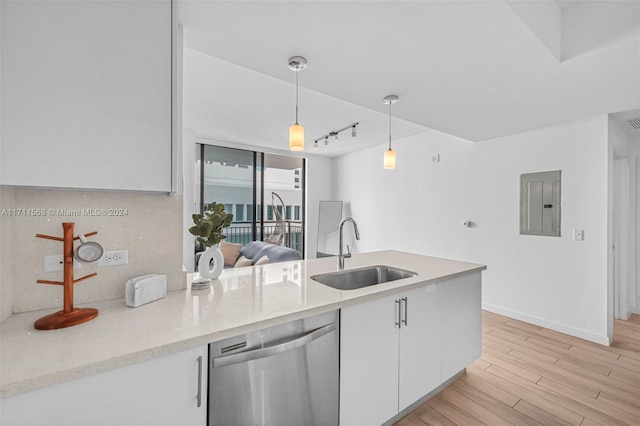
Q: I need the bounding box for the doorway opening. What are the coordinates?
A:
[613,155,631,321]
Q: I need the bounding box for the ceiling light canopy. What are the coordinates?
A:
[288,56,307,151]
[383,95,398,169]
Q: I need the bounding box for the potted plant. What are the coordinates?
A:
[190,202,233,281]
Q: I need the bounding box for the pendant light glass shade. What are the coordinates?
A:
[289,123,305,151]
[384,148,396,169]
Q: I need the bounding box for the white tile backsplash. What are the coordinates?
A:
[0,187,185,320]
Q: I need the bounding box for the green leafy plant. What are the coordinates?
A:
[189,202,234,247]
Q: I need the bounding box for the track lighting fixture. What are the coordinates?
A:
[312,122,359,150]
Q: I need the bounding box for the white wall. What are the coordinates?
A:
[182,130,197,272]
[335,115,610,344]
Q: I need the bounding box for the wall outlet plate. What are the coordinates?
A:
[573,229,584,241]
[430,154,440,164]
[44,255,82,272]
[97,249,129,267]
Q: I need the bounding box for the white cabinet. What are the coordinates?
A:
[0,346,208,426]
[1,0,173,192]
[340,272,481,426]
[340,286,441,426]
[340,293,400,426]
[398,285,442,410]
[440,272,482,379]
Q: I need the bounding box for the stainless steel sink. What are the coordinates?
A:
[311,265,418,290]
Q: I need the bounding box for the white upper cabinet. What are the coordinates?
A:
[1,0,172,191]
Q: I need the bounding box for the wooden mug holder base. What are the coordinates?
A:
[34,222,100,330]
[34,308,99,330]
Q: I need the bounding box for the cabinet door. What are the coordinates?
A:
[1,0,172,191]
[0,346,208,426]
[398,285,442,411]
[340,294,399,426]
[439,272,482,380]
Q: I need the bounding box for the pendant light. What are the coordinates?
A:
[383,95,398,169]
[288,56,307,151]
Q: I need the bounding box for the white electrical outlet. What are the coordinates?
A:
[430,154,440,164]
[573,229,584,241]
[44,255,82,272]
[97,250,129,267]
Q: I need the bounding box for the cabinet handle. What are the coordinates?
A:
[395,299,401,328]
[196,355,203,408]
[402,297,408,326]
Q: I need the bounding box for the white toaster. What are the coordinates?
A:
[125,274,167,307]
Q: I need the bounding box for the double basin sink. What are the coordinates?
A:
[311,265,417,290]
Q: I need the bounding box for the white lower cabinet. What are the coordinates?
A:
[340,272,481,426]
[340,293,400,426]
[440,272,482,379]
[0,346,208,426]
[398,285,442,411]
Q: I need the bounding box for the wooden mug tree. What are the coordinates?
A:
[34,222,99,330]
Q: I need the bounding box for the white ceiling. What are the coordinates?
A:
[178,1,640,157]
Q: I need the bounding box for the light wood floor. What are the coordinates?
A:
[395,311,640,426]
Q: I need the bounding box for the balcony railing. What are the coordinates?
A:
[222,221,303,254]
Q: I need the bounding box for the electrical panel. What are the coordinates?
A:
[520,170,561,237]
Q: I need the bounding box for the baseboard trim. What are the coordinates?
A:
[382,369,467,426]
[482,303,610,346]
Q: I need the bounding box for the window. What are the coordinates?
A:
[235,204,245,222]
[294,206,300,221]
[196,144,305,257]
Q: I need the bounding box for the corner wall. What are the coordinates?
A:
[335,115,610,344]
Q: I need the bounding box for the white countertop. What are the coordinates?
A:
[0,250,485,398]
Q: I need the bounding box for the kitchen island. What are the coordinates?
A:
[0,250,485,425]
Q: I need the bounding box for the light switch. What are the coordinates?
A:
[573,229,584,241]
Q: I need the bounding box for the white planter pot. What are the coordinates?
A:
[197,246,224,279]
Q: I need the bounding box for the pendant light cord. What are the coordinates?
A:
[295,71,299,125]
[388,101,392,150]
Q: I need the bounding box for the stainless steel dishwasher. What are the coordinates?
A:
[208,310,339,426]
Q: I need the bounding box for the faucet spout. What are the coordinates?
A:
[338,217,360,270]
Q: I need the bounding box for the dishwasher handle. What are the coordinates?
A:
[212,322,337,369]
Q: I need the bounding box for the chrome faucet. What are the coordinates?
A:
[338,217,360,270]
